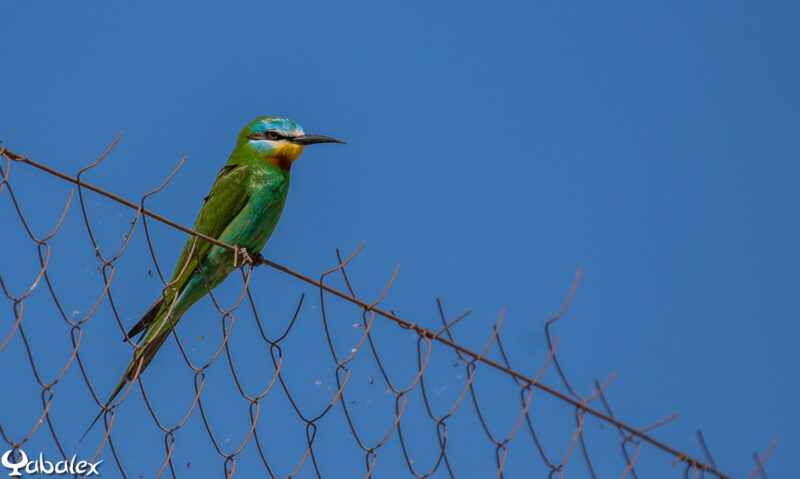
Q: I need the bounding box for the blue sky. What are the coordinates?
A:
[1,1,798,477]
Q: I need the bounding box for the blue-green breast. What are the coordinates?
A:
[241,163,290,251]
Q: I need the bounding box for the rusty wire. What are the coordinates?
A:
[0,139,777,478]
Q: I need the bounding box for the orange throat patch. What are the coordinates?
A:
[265,143,304,171]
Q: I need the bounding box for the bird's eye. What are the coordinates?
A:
[266,131,280,140]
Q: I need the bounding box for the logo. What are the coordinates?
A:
[1,450,102,477]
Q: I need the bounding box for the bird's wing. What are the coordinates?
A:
[126,163,250,341]
[166,163,249,289]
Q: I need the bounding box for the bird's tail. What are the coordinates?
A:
[124,296,165,343]
[78,306,175,445]
[77,377,128,445]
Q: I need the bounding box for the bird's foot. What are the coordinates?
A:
[237,247,264,267]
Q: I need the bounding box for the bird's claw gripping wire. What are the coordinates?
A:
[236,246,264,267]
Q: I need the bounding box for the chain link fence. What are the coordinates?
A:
[0,139,775,478]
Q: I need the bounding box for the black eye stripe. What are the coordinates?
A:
[248,130,285,141]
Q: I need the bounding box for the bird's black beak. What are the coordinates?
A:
[289,134,345,145]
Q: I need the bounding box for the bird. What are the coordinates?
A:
[80,116,343,441]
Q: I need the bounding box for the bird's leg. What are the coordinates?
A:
[237,247,264,267]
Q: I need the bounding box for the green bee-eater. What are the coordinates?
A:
[82,116,343,440]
